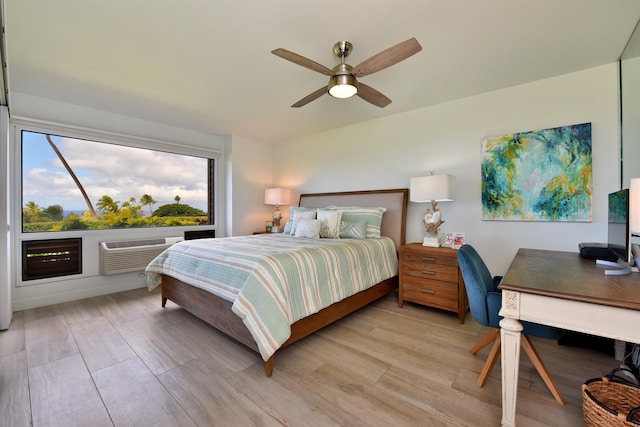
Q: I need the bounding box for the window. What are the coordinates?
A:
[21,130,216,232]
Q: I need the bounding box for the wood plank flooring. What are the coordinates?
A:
[0,286,619,426]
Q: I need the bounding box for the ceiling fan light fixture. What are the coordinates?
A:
[328,74,358,98]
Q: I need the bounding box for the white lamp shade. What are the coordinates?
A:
[264,187,291,205]
[630,178,640,235]
[410,174,456,202]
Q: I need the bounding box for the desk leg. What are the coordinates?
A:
[499,317,523,427]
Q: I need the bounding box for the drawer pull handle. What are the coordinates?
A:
[419,289,436,294]
[421,270,436,275]
[421,257,436,262]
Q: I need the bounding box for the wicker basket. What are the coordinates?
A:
[583,368,640,426]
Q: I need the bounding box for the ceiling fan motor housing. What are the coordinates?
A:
[333,41,353,58]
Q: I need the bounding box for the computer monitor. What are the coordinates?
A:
[607,188,631,264]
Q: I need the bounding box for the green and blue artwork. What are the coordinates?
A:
[481,122,592,222]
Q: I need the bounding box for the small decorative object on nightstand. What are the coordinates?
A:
[398,243,468,323]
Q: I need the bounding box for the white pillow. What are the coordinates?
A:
[288,208,316,235]
[294,219,321,238]
[317,208,342,239]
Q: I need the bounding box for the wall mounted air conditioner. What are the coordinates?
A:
[99,237,182,275]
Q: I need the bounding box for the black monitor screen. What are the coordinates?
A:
[608,189,630,263]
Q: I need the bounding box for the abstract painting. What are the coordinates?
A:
[481,122,592,222]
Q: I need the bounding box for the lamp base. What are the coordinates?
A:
[422,236,439,247]
[272,209,282,233]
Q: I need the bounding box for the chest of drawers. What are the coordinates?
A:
[398,243,468,323]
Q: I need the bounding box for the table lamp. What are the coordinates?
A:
[410,172,456,246]
[264,187,291,233]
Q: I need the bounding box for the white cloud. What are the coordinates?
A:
[24,137,209,212]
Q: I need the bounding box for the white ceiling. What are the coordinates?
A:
[3,1,640,143]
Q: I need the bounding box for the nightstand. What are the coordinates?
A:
[398,243,468,323]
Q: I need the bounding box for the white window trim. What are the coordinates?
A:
[11,117,222,158]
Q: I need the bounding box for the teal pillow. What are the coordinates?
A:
[336,207,387,238]
[339,219,368,239]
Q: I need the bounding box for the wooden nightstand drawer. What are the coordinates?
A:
[402,250,458,267]
[398,243,468,323]
[403,262,458,283]
[402,277,458,310]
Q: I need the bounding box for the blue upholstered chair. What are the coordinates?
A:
[457,244,565,405]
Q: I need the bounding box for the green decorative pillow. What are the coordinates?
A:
[339,219,368,239]
[334,206,387,238]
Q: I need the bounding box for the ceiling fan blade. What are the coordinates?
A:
[356,83,392,108]
[291,87,327,108]
[351,37,422,77]
[271,48,333,76]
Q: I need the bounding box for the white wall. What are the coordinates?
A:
[274,64,621,275]
[622,56,640,187]
[225,134,277,236]
[11,93,226,151]
[0,106,11,329]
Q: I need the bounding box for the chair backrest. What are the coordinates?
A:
[457,244,496,327]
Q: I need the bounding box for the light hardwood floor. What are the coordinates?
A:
[0,286,619,426]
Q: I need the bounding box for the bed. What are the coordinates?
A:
[146,188,408,376]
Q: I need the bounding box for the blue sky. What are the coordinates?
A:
[22,131,208,213]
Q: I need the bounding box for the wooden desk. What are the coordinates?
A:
[498,248,640,427]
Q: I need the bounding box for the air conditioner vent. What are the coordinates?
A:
[99,237,182,275]
[103,239,166,249]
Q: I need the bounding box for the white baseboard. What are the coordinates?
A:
[12,273,148,312]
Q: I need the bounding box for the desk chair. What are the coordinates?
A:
[457,244,565,405]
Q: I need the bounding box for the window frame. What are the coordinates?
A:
[11,118,224,285]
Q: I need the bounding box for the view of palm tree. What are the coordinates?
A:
[45,134,99,220]
[140,194,157,215]
[21,131,211,232]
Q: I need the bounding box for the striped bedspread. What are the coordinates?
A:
[145,234,398,361]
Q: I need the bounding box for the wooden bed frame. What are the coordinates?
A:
[160,188,408,376]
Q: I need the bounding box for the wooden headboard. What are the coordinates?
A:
[298,188,408,250]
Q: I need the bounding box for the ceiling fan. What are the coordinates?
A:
[271,37,422,108]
